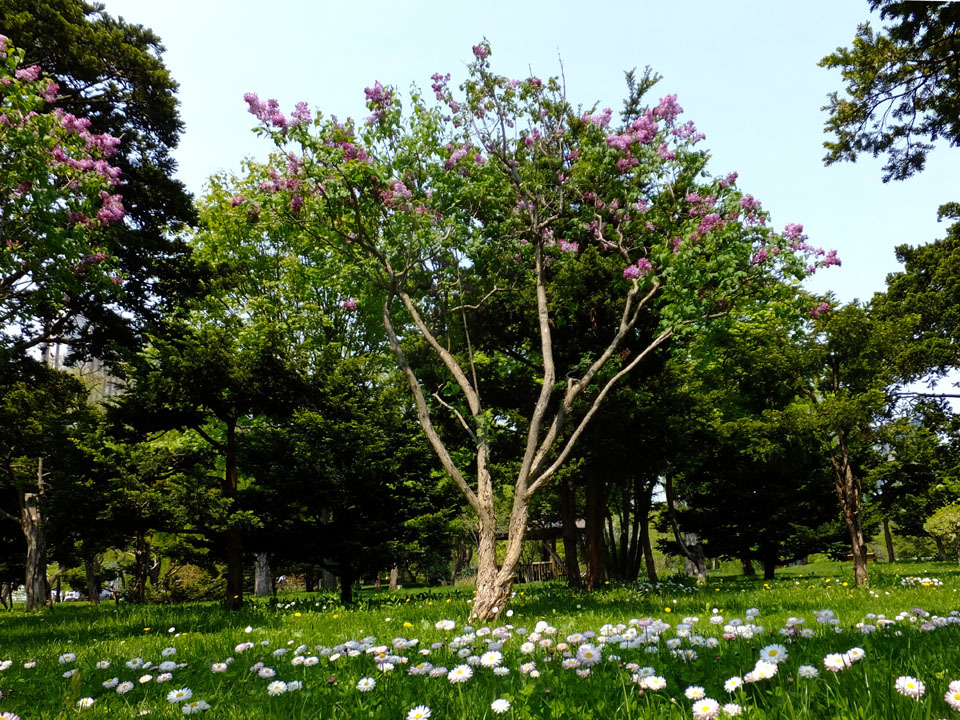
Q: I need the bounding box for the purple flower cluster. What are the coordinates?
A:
[0,34,8,59]
[243,93,309,131]
[739,194,761,211]
[623,258,653,279]
[14,65,41,82]
[558,240,578,253]
[364,81,393,125]
[444,144,472,170]
[472,44,489,60]
[809,301,831,318]
[671,120,705,143]
[581,108,612,127]
[41,80,59,103]
[653,94,683,123]
[719,171,738,188]
[96,192,125,225]
[342,299,357,311]
[696,213,724,235]
[656,143,675,161]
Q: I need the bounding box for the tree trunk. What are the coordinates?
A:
[762,558,776,580]
[683,533,708,582]
[882,518,896,563]
[303,569,318,592]
[741,557,756,576]
[471,497,530,621]
[559,477,582,588]
[321,568,337,591]
[20,459,49,611]
[832,437,868,587]
[584,471,605,591]
[339,565,353,604]
[254,553,272,597]
[637,480,657,582]
[131,531,149,603]
[224,420,244,610]
[84,553,101,605]
[389,566,399,591]
[934,535,948,561]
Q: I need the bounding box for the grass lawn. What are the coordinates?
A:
[1,560,959,719]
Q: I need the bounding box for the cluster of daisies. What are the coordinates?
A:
[2,604,960,718]
[900,576,943,587]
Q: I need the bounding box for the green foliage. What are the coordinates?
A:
[0,0,198,360]
[821,1,960,181]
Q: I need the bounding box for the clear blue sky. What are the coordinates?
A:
[103,0,959,304]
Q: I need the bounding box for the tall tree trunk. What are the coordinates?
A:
[224,420,244,610]
[637,480,657,582]
[254,553,272,597]
[559,477,582,588]
[664,476,707,584]
[321,568,337,591]
[832,434,868,587]
[19,459,49,611]
[471,495,529,621]
[389,566,399,591]
[584,471,605,591]
[883,518,896,563]
[131,531,149,603]
[741,557,757,576]
[934,535,948,562]
[762,557,776,580]
[84,552,101,605]
[339,564,353,604]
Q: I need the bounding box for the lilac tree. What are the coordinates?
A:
[0,35,126,360]
[0,36,125,610]
[235,44,836,619]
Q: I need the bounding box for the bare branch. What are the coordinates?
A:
[431,390,478,443]
[526,326,673,497]
[383,294,481,514]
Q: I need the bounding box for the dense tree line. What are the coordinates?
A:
[2,0,960,614]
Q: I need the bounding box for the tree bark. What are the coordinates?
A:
[131,531,149,603]
[584,471,605,591]
[254,553,272,597]
[20,459,49,611]
[882,518,896,563]
[762,558,776,581]
[741,557,756,576]
[84,553,101,605]
[559,477,582,588]
[339,565,353,604]
[934,535,948,562]
[224,420,244,610]
[637,480,657,582]
[831,432,868,587]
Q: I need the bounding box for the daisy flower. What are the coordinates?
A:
[685,685,706,699]
[723,677,743,692]
[894,676,924,698]
[258,666,276,679]
[58,653,76,664]
[181,699,212,714]
[692,698,720,720]
[211,663,228,673]
[945,688,960,711]
[722,702,743,717]
[267,680,287,696]
[102,677,119,688]
[798,665,819,678]
[407,705,431,720]
[167,687,193,703]
[77,697,95,709]
[356,677,376,691]
[448,665,473,683]
[480,651,503,667]
[759,644,788,663]
[491,698,510,714]
[116,681,134,694]
[95,660,110,669]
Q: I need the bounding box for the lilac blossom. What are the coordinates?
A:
[231,196,247,207]
[719,171,739,188]
[656,143,675,161]
[41,80,59,103]
[809,302,831,318]
[631,111,659,144]
[821,249,841,267]
[342,299,357,310]
[0,34,8,59]
[558,240,578,253]
[697,213,724,235]
[739,194,761,211]
[472,44,489,59]
[653,94,683,122]
[783,223,805,240]
[581,108,613,127]
[96,192,125,225]
[15,65,41,82]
